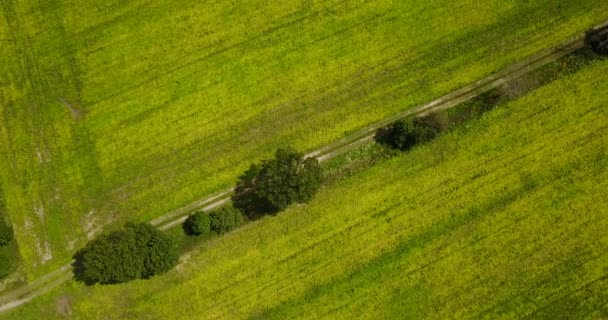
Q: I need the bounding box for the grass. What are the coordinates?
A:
[4,51,608,320]
[2,0,608,278]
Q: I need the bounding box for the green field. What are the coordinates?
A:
[4,53,608,319]
[2,0,608,277]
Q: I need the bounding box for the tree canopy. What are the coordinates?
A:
[209,206,244,234]
[233,148,323,216]
[74,223,179,285]
[375,118,438,151]
[586,27,608,55]
[184,212,211,236]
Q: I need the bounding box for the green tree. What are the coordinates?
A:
[136,224,180,278]
[184,212,211,236]
[376,118,438,151]
[74,223,179,285]
[233,148,323,216]
[209,206,244,234]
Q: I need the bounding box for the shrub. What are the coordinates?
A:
[74,222,179,285]
[233,148,323,216]
[184,212,211,236]
[0,251,11,279]
[209,206,244,234]
[586,27,608,55]
[375,118,438,151]
[0,190,12,247]
[0,219,13,247]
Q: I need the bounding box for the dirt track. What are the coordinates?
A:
[0,20,606,314]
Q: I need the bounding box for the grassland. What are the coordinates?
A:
[3,52,608,319]
[2,0,608,277]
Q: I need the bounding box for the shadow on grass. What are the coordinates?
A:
[71,250,92,285]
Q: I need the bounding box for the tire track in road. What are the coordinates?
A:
[0,263,73,312]
[0,19,606,314]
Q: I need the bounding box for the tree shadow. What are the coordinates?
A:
[374,116,441,151]
[231,190,279,221]
[71,250,94,285]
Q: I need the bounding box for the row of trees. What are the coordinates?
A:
[75,149,325,284]
[183,148,324,237]
[74,117,435,285]
[6,119,431,284]
[181,119,436,239]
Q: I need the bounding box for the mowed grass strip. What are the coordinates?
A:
[5,53,608,320]
[2,0,608,276]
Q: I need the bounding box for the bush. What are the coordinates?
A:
[375,118,438,151]
[0,219,13,247]
[586,27,608,55]
[0,190,12,247]
[184,212,211,236]
[74,222,179,285]
[209,206,244,234]
[0,251,11,279]
[233,148,323,216]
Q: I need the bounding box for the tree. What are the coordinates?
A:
[209,206,244,234]
[586,27,608,55]
[74,223,179,285]
[136,224,180,278]
[233,148,323,216]
[375,118,438,151]
[184,212,211,236]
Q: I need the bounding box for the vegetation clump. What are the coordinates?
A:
[0,191,12,247]
[233,148,323,216]
[586,27,608,55]
[376,118,438,151]
[0,191,14,278]
[0,253,11,279]
[184,212,211,236]
[74,223,179,285]
[0,219,13,247]
[209,206,244,234]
